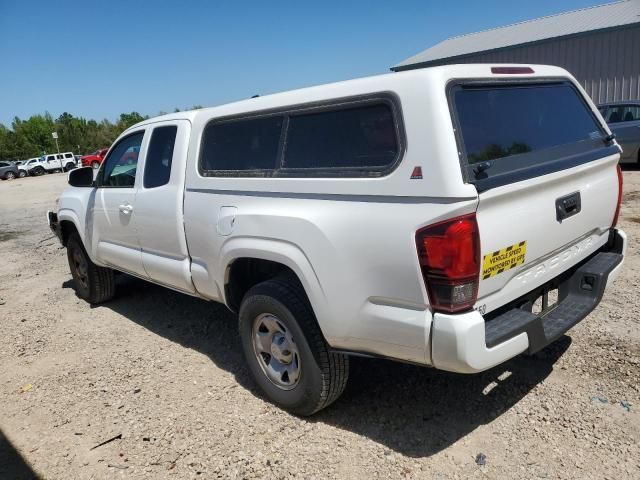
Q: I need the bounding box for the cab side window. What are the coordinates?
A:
[98,131,144,188]
[144,125,177,188]
[621,105,639,122]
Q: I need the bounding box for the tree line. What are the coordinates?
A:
[0,107,202,161]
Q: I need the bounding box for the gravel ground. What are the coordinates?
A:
[0,169,638,480]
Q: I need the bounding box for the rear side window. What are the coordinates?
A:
[200,116,283,172]
[198,95,403,177]
[64,153,73,158]
[602,104,640,123]
[451,81,610,190]
[144,125,177,188]
[283,104,398,171]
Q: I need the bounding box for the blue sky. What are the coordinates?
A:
[0,0,605,126]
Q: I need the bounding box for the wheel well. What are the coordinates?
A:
[59,220,79,247]
[225,258,303,312]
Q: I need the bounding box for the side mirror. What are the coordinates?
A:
[68,166,95,187]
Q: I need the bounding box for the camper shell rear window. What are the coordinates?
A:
[448,79,616,191]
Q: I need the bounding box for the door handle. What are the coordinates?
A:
[119,203,133,215]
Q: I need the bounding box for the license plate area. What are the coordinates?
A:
[516,283,563,317]
[530,287,559,315]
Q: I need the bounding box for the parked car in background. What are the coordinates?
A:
[28,153,77,175]
[11,160,28,177]
[20,158,40,176]
[15,162,28,177]
[0,161,20,180]
[81,148,108,169]
[598,102,640,164]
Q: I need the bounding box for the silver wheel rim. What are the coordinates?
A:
[252,313,301,390]
[6,172,15,179]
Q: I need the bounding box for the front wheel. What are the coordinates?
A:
[18,170,27,178]
[239,276,349,416]
[91,161,100,169]
[67,233,115,304]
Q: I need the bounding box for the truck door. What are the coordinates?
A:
[92,129,148,277]
[45,155,57,171]
[134,120,195,293]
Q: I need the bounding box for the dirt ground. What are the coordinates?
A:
[0,169,639,480]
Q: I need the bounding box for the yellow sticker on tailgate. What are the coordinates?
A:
[482,241,527,280]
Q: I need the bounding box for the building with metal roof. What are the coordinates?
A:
[392,0,640,103]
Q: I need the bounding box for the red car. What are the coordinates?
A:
[81,148,109,169]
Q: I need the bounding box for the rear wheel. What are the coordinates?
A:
[4,171,16,180]
[239,276,349,416]
[64,163,74,172]
[67,233,115,304]
[91,161,100,169]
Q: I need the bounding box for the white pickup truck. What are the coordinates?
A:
[29,152,77,175]
[49,64,626,415]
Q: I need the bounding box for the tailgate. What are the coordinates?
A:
[449,78,621,314]
[476,158,618,313]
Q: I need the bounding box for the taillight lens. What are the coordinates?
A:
[612,164,623,227]
[416,214,480,313]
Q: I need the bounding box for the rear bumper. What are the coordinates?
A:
[431,228,626,373]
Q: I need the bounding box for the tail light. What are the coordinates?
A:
[612,164,623,227]
[416,214,480,313]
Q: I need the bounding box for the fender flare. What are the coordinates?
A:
[56,209,99,264]
[218,236,331,330]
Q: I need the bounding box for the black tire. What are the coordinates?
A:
[18,170,27,178]
[32,166,45,176]
[67,233,115,304]
[64,163,74,172]
[239,275,348,416]
[91,161,100,169]
[5,171,16,180]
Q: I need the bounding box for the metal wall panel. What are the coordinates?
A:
[436,25,640,104]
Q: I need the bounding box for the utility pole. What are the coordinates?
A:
[52,132,61,170]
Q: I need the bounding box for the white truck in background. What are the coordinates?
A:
[49,64,626,415]
[28,152,77,175]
